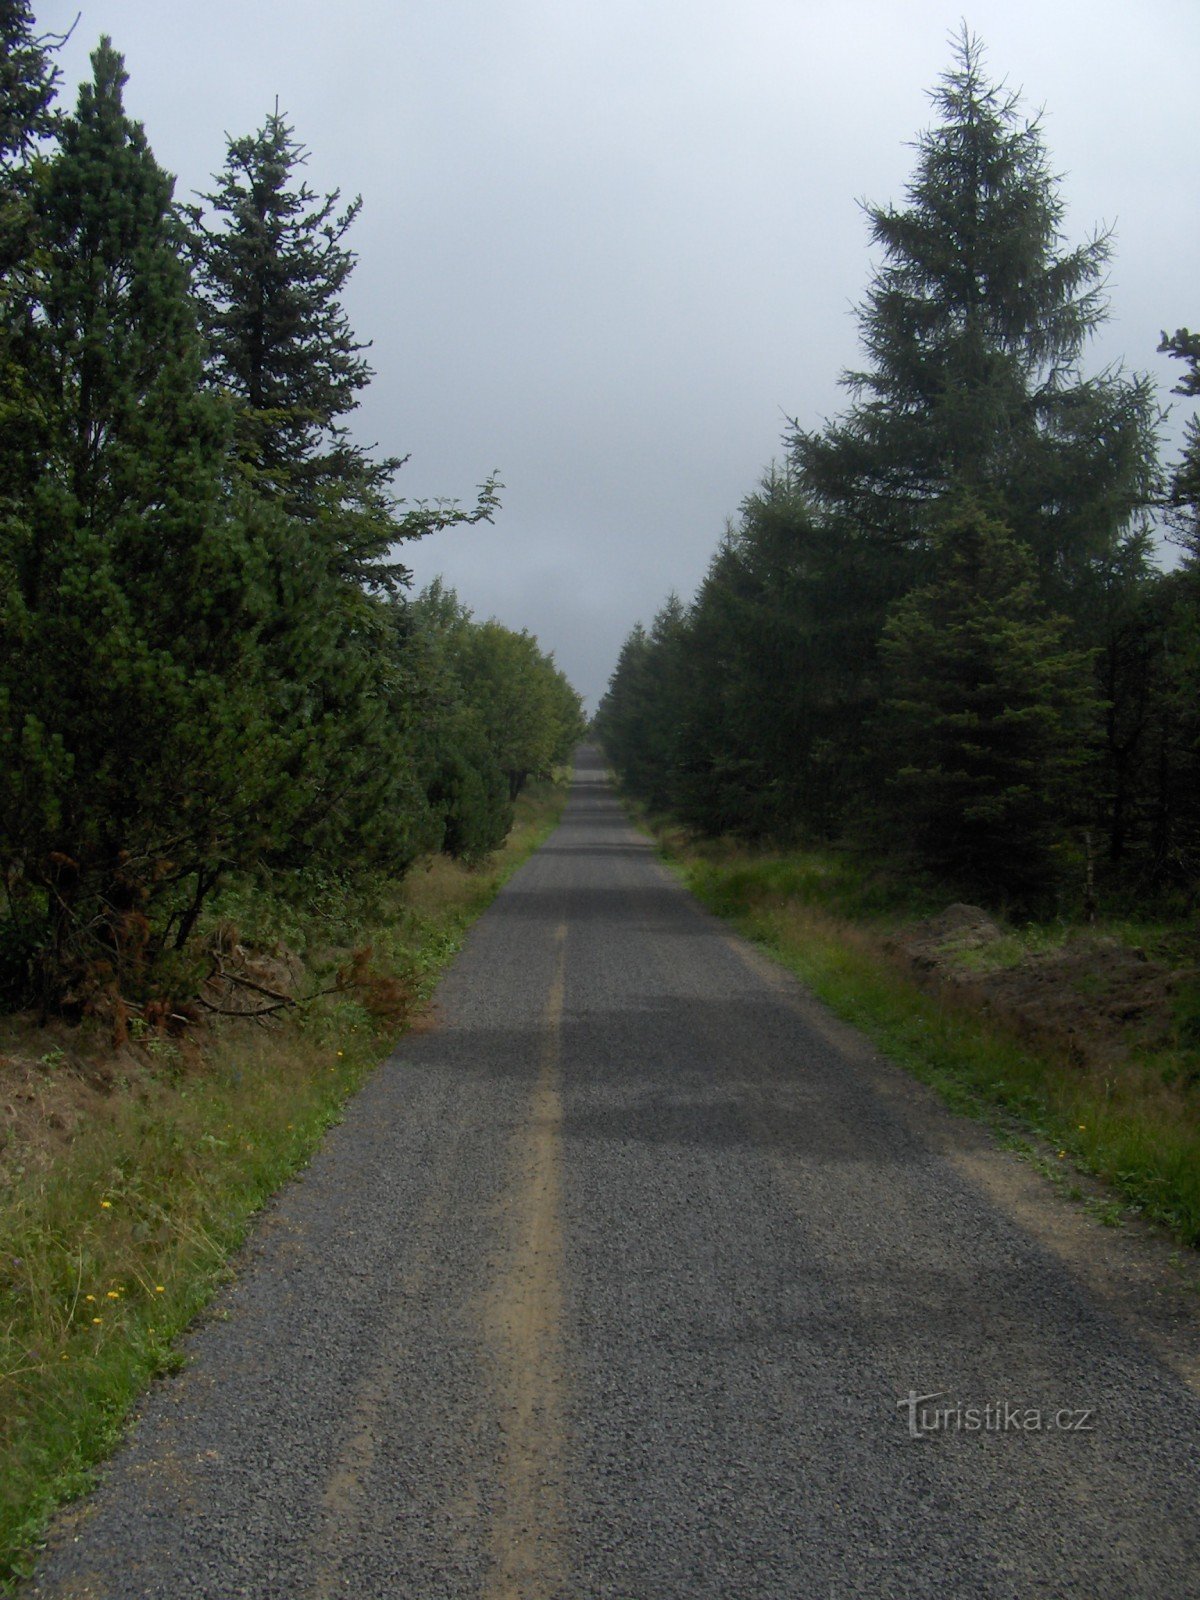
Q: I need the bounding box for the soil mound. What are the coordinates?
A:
[890,908,1189,1067]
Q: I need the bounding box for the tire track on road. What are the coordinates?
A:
[485,921,569,1600]
[302,1104,482,1600]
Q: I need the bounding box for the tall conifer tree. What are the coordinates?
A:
[187,112,498,591]
[185,108,504,890]
[0,39,281,1001]
[879,500,1097,901]
[1159,328,1200,558]
[1149,327,1200,879]
[791,27,1156,606]
[0,0,59,269]
[0,1,62,504]
[187,115,371,502]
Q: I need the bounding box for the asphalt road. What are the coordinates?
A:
[30,746,1200,1598]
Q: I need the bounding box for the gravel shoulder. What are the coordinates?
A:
[28,748,1200,1599]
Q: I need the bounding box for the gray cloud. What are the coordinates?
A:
[39,0,1199,706]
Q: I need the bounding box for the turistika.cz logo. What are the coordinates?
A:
[898,1391,1096,1439]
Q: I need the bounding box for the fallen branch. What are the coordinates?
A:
[195,993,295,1020]
[209,963,294,1006]
[200,951,347,1020]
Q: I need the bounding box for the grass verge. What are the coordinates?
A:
[0,778,569,1588]
[650,827,1200,1252]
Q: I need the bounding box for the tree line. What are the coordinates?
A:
[598,30,1200,912]
[0,8,584,1010]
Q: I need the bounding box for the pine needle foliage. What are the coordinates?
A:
[0,35,579,1010]
[600,29,1168,903]
[880,500,1097,902]
[791,25,1156,605]
[0,39,281,1007]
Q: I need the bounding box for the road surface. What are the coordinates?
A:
[30,747,1200,1598]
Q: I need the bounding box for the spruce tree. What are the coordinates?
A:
[0,1,62,505]
[671,478,888,840]
[0,0,57,152]
[0,0,59,268]
[595,624,654,793]
[184,109,504,886]
[596,612,689,813]
[791,27,1157,605]
[1150,328,1200,881]
[783,28,1160,872]
[879,499,1098,903]
[187,114,371,499]
[1159,328,1200,557]
[187,110,498,590]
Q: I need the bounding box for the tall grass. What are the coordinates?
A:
[0,779,569,1587]
[660,836,1200,1250]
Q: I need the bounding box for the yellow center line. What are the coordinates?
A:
[485,921,569,1600]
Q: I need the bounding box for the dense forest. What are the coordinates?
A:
[0,7,584,1011]
[598,30,1200,914]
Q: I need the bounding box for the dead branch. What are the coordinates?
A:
[207,955,294,1006]
[195,993,295,1020]
[202,951,348,1019]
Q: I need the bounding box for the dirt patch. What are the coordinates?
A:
[0,1051,107,1178]
[0,1017,196,1185]
[0,932,421,1189]
[887,905,1195,1069]
[898,902,1005,962]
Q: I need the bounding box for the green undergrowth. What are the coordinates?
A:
[0,778,569,1588]
[649,824,1200,1252]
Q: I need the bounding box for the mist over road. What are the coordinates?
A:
[32,748,1200,1598]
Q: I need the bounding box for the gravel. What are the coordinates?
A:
[29,747,1200,1598]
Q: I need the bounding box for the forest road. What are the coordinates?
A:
[29,745,1200,1599]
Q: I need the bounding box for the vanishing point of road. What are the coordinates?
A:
[31,747,1200,1598]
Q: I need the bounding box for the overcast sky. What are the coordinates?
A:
[36,0,1199,707]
